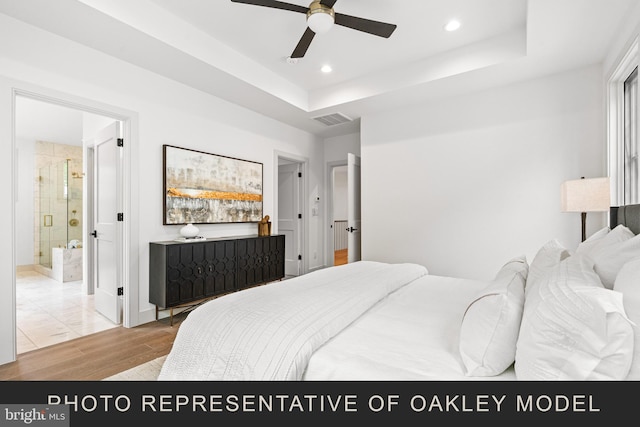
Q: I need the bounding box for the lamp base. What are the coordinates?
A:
[581,211,587,242]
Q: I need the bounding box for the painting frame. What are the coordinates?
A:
[162,144,263,225]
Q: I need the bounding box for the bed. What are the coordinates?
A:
[157,204,640,381]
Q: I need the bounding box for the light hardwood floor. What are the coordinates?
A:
[334,249,348,266]
[0,316,181,380]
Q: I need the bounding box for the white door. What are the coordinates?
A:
[92,121,123,324]
[278,162,301,276]
[347,153,362,263]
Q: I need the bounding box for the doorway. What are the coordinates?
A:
[327,153,361,266]
[14,95,123,353]
[276,153,307,277]
[331,165,348,266]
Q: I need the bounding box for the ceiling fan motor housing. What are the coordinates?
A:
[230,0,396,58]
[307,1,335,34]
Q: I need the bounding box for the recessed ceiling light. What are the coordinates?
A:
[321,64,333,73]
[445,20,461,32]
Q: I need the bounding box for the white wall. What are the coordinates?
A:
[361,65,607,280]
[15,137,34,266]
[324,132,360,163]
[0,13,323,364]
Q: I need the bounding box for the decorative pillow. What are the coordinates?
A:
[459,255,528,376]
[578,224,634,261]
[515,255,634,380]
[575,226,610,255]
[592,233,640,289]
[525,239,570,300]
[613,257,640,380]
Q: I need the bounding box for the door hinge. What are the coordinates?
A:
[117,287,124,296]
[298,213,302,219]
[298,172,302,178]
[117,212,124,221]
[298,254,302,260]
[117,138,124,147]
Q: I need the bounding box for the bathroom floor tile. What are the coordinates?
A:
[15,270,118,354]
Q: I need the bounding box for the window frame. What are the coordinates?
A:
[608,38,640,206]
[624,66,638,204]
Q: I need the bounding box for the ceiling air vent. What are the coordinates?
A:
[312,112,352,126]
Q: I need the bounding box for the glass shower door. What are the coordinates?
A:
[38,159,70,269]
[38,163,54,269]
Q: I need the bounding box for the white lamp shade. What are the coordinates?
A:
[560,177,610,212]
[307,10,334,34]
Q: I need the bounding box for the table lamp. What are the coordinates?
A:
[561,177,611,242]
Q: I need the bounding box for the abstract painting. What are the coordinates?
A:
[163,145,263,224]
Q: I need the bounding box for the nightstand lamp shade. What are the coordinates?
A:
[561,177,610,242]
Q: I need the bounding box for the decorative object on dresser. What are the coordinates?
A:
[149,234,285,325]
[179,223,200,239]
[163,144,263,225]
[258,215,271,236]
[560,176,610,241]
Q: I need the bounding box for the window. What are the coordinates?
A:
[608,39,639,206]
[624,67,638,204]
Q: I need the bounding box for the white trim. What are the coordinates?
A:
[607,37,639,206]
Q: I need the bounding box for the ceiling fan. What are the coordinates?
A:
[230,0,397,58]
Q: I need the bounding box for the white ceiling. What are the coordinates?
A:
[2,0,637,138]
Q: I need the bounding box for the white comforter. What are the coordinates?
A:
[158,261,428,380]
[303,274,517,380]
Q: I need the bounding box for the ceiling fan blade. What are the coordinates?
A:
[320,0,338,8]
[291,27,316,58]
[334,13,397,38]
[230,0,308,14]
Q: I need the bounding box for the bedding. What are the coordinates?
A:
[614,258,640,380]
[302,274,517,381]
[515,249,634,380]
[158,261,428,380]
[458,256,528,377]
[157,204,640,381]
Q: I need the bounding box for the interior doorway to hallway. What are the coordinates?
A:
[327,153,361,267]
[331,165,348,266]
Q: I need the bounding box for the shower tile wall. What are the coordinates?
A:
[34,141,83,270]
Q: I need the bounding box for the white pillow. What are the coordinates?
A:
[592,234,640,289]
[613,257,640,380]
[515,255,634,380]
[525,239,570,300]
[459,256,528,376]
[579,224,635,260]
[575,226,610,255]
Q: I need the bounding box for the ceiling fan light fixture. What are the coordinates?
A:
[306,1,334,34]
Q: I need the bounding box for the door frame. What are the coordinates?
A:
[274,151,308,275]
[7,84,139,363]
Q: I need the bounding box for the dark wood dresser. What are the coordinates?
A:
[149,234,285,323]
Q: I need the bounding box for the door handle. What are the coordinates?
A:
[346,227,358,233]
[91,230,98,238]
